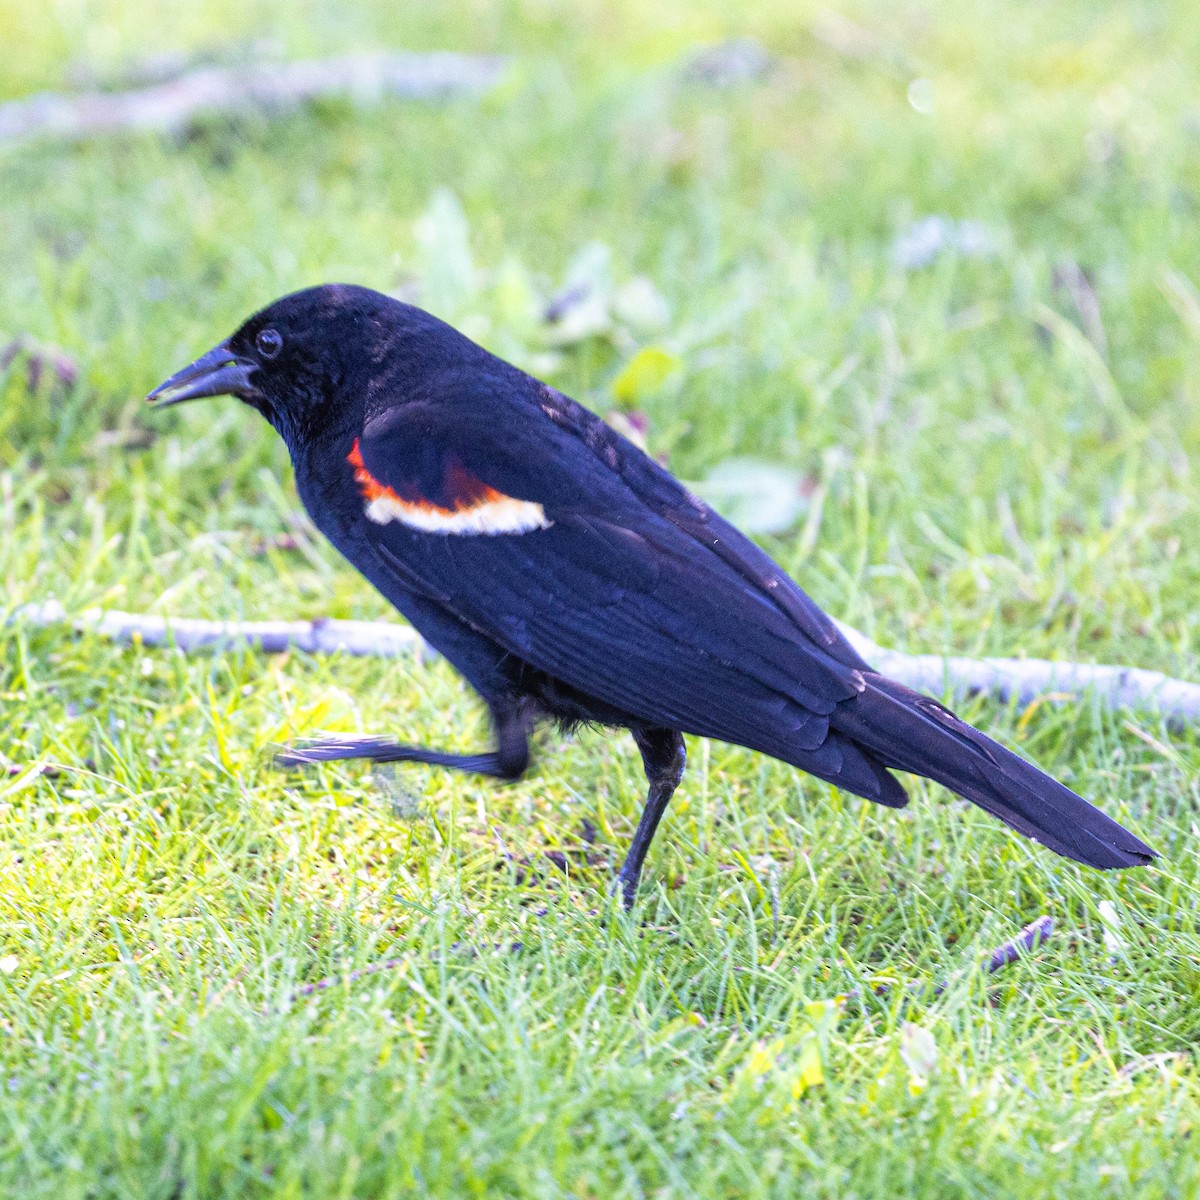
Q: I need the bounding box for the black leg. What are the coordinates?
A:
[615,728,686,910]
[277,694,534,781]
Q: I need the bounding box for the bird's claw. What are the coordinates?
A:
[275,737,395,768]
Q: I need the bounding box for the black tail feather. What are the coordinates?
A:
[778,730,912,810]
[832,673,1157,869]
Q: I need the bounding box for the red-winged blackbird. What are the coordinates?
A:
[148,284,1156,907]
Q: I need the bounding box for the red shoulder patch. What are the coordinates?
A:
[346,438,550,535]
[348,438,500,511]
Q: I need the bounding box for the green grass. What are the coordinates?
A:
[2,1,1200,1195]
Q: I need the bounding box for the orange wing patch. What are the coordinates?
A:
[347,439,550,535]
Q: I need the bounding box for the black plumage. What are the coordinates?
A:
[148,284,1157,906]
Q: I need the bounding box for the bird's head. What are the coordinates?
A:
[146,283,478,445]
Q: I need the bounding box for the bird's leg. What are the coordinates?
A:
[614,728,686,910]
[277,695,533,781]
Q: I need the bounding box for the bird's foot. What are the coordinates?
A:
[276,736,401,768]
[276,737,507,775]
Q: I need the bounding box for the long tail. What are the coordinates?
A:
[831,673,1157,869]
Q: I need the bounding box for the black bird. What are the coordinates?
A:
[148,284,1156,907]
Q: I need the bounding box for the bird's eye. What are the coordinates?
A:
[256,328,283,359]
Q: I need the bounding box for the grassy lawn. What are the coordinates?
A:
[2,1,1199,1195]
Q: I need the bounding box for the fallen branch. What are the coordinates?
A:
[14,600,420,657]
[0,50,508,148]
[831,620,1200,722]
[12,601,1199,722]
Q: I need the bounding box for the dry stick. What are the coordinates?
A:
[0,51,507,148]
[831,621,1200,723]
[937,913,1054,996]
[14,601,421,657]
[13,601,1200,722]
[988,913,1055,966]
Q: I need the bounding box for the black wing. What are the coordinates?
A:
[349,372,905,805]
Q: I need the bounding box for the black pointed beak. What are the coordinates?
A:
[146,341,259,408]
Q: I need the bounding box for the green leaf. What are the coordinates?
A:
[612,346,681,404]
[791,1037,825,1098]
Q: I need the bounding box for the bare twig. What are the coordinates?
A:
[981,914,1054,973]
[12,601,1200,722]
[13,600,421,657]
[936,914,1053,996]
[0,51,508,148]
[832,621,1200,723]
